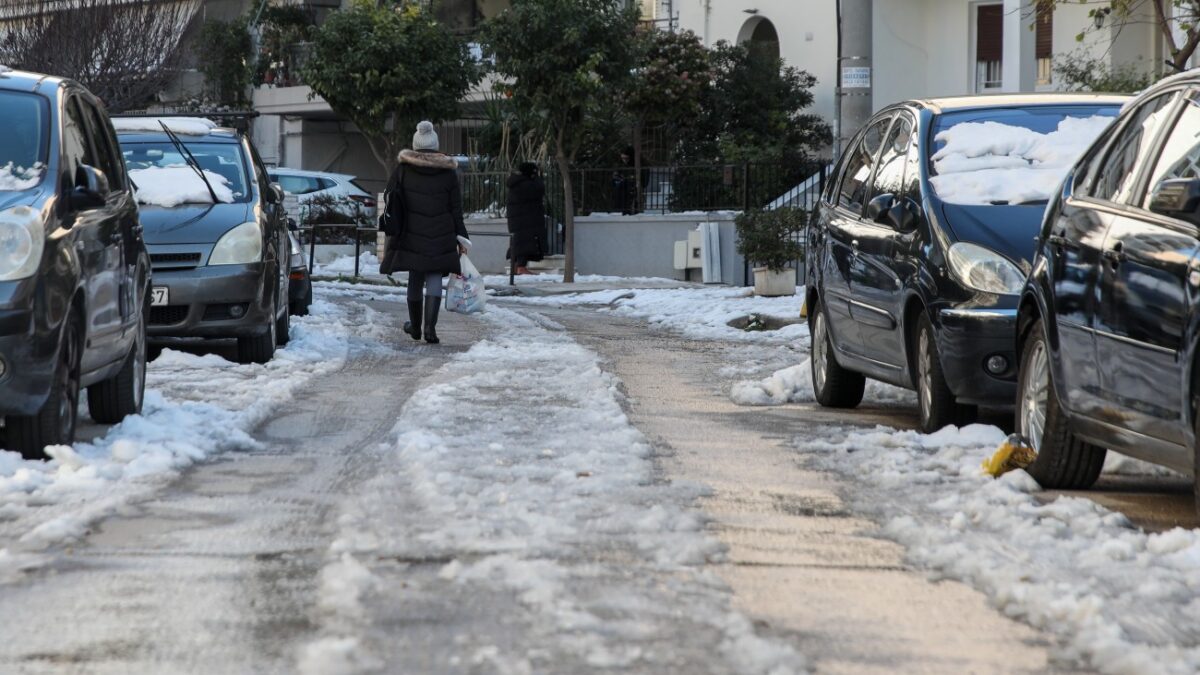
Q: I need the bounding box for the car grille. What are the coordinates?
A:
[149,306,189,326]
[150,252,202,270]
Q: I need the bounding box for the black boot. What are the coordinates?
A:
[403,299,422,341]
[423,300,440,344]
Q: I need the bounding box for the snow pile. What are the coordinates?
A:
[730,358,913,406]
[800,423,1200,674]
[306,306,808,673]
[505,286,808,345]
[130,165,234,206]
[0,162,42,191]
[312,251,379,277]
[0,294,366,580]
[112,116,217,136]
[930,115,1113,205]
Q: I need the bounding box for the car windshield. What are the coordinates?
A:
[928,105,1121,206]
[120,141,250,203]
[0,91,49,191]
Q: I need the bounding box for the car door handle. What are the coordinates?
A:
[1103,246,1126,265]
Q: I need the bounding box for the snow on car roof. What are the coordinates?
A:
[915,93,1131,113]
[112,117,221,136]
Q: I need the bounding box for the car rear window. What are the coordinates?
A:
[120,141,250,203]
[0,91,49,190]
[928,105,1121,206]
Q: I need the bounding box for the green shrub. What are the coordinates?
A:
[735,207,806,272]
[1052,51,1154,93]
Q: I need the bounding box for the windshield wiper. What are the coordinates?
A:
[159,121,219,204]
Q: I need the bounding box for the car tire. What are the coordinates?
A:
[236,299,277,365]
[7,313,81,459]
[810,299,865,408]
[276,302,290,347]
[87,301,147,424]
[1017,319,1106,489]
[914,313,966,433]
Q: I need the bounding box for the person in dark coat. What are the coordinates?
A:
[506,162,545,275]
[381,120,468,344]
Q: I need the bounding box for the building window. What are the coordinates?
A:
[1036,3,1053,85]
[975,4,1003,92]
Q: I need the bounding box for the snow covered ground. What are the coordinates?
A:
[303,305,808,674]
[801,424,1200,674]
[0,296,389,583]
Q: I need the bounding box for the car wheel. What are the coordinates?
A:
[810,299,865,408]
[1017,319,1106,489]
[87,301,147,424]
[276,300,290,346]
[236,298,277,365]
[914,313,965,433]
[7,312,81,459]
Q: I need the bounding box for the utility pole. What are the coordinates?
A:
[836,0,872,159]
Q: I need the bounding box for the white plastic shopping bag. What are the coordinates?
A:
[445,254,487,314]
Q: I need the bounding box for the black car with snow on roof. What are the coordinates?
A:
[113,117,290,364]
[0,69,151,457]
[806,94,1128,433]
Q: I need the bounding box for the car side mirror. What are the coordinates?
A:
[1148,178,1200,223]
[269,182,285,205]
[866,193,896,225]
[888,197,921,232]
[70,164,109,211]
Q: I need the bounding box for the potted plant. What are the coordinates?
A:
[735,207,805,297]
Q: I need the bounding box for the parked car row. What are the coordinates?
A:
[0,69,312,458]
[807,72,1200,511]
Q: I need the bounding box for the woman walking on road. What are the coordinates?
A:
[506,162,545,276]
[380,121,468,345]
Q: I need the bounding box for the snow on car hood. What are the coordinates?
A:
[130,165,235,207]
[929,115,1113,205]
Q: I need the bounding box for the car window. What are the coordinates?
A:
[1140,92,1200,210]
[867,115,914,207]
[1092,92,1175,203]
[62,98,95,188]
[836,115,891,213]
[79,98,124,191]
[0,91,49,190]
[120,141,250,202]
[277,175,321,195]
[318,177,336,190]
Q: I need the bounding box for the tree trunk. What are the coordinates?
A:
[555,140,575,284]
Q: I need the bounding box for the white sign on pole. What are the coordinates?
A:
[842,66,871,89]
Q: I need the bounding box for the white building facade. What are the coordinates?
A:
[669,0,1166,140]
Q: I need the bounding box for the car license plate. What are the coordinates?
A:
[151,287,169,306]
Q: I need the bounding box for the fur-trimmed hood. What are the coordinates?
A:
[398,149,458,170]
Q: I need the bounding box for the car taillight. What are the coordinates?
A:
[349,195,377,208]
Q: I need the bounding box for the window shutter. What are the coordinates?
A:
[977,5,1003,63]
[1036,4,1053,59]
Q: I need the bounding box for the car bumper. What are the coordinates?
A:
[936,307,1018,406]
[148,264,273,338]
[0,308,54,416]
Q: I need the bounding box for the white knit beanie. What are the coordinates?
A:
[413,120,439,151]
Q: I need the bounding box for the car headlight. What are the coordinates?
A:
[0,206,43,281]
[946,242,1025,295]
[209,221,262,265]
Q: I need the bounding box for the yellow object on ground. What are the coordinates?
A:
[799,298,807,319]
[982,434,1038,477]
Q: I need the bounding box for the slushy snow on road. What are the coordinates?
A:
[304,305,807,675]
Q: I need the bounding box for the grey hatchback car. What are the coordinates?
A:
[114,118,290,364]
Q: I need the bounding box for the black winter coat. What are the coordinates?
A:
[506,173,545,262]
[382,149,468,275]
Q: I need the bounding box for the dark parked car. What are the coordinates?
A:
[1017,73,1200,505]
[114,118,290,364]
[0,70,151,457]
[807,94,1126,432]
[287,228,312,316]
